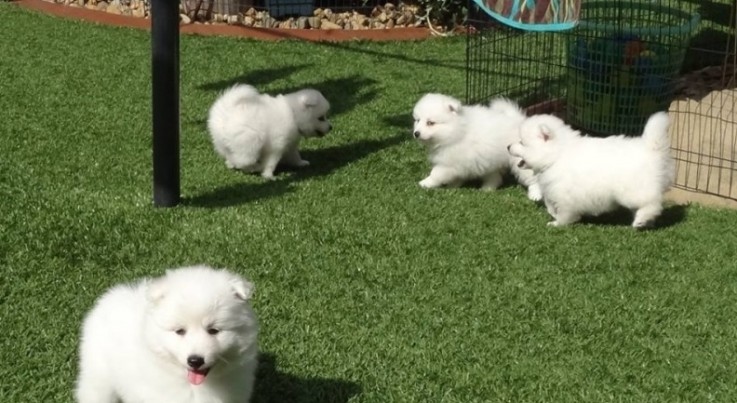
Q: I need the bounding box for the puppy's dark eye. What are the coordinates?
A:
[318,116,326,122]
[175,328,186,336]
[207,328,220,335]
[426,120,435,127]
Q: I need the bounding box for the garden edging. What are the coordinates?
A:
[15,0,433,41]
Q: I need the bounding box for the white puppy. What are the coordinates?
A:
[412,93,541,199]
[76,265,259,403]
[508,112,675,228]
[208,84,332,179]
[488,98,542,201]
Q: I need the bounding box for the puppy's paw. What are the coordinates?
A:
[547,221,559,227]
[527,185,543,202]
[261,172,276,181]
[419,178,439,189]
[295,159,310,168]
[632,220,653,230]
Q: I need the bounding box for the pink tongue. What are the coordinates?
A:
[187,369,207,385]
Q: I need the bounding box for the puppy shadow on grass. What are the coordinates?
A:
[198,72,378,118]
[579,203,688,229]
[295,133,408,179]
[382,112,413,129]
[455,172,525,191]
[197,65,312,92]
[252,353,361,403]
[183,179,295,208]
[185,133,408,208]
[268,75,379,117]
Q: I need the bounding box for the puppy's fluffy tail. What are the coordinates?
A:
[488,97,525,119]
[208,84,261,135]
[216,84,261,108]
[642,111,676,189]
[641,112,671,153]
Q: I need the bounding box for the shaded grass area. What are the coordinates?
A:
[2,4,737,402]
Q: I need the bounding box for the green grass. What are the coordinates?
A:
[2,4,737,402]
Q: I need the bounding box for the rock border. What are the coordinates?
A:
[15,0,433,41]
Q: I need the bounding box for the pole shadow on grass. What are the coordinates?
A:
[578,204,688,229]
[252,353,361,403]
[184,133,408,208]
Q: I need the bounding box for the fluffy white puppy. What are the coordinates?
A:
[208,84,332,179]
[412,93,540,199]
[488,98,542,201]
[76,265,259,403]
[508,112,675,228]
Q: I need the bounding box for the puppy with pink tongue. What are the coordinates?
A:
[76,266,259,403]
[189,366,209,385]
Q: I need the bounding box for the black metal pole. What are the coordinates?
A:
[151,0,181,207]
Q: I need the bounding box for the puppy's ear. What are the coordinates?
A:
[299,91,321,109]
[540,124,552,141]
[447,100,461,114]
[146,276,168,305]
[230,276,255,301]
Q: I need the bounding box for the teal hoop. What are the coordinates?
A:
[472,0,579,32]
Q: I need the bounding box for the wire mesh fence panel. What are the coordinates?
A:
[668,0,737,201]
[466,9,568,111]
[467,0,737,202]
[566,1,700,135]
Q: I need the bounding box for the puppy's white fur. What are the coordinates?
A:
[508,112,675,228]
[412,93,540,199]
[488,98,542,200]
[208,84,332,179]
[76,266,259,403]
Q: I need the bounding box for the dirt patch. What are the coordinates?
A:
[666,187,737,209]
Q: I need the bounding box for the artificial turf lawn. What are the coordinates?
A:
[2,4,737,402]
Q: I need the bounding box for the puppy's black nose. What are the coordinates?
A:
[413,131,420,139]
[187,355,205,369]
[507,144,511,151]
